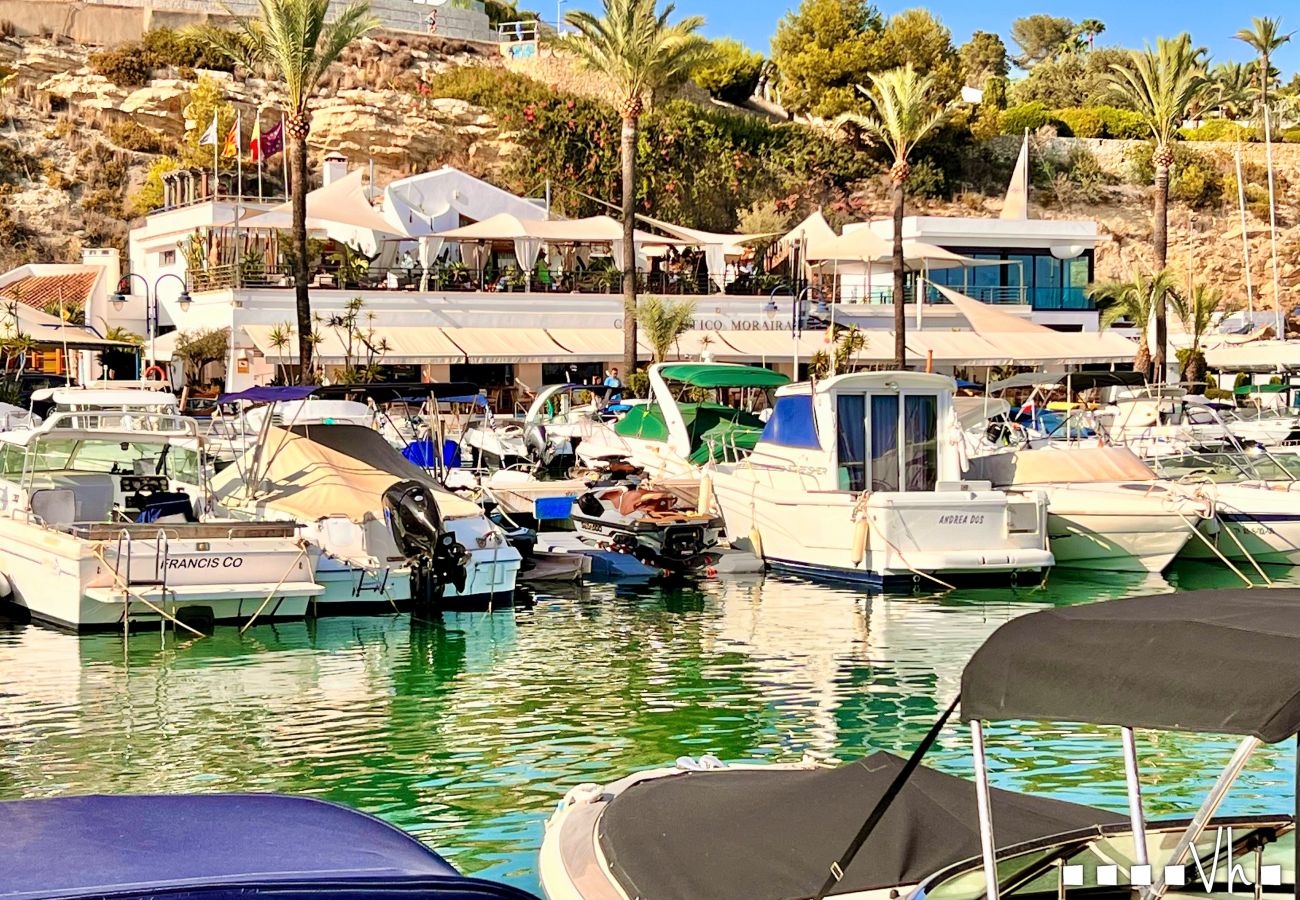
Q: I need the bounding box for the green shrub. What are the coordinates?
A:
[692,39,763,105]
[1180,120,1259,142]
[1094,106,1148,140]
[140,28,236,72]
[89,46,154,88]
[1280,127,1300,143]
[999,102,1066,136]
[906,157,947,199]
[106,119,163,153]
[1054,107,1105,138]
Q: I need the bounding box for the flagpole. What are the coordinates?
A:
[256,107,264,202]
[281,110,288,200]
[211,110,219,200]
[235,108,243,289]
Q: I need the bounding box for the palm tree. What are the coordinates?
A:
[1091,268,1181,381]
[836,65,948,369]
[1210,61,1257,120]
[560,0,712,377]
[1236,16,1293,114]
[1078,18,1106,51]
[635,295,696,363]
[1171,282,1233,384]
[194,0,378,383]
[1106,34,1207,380]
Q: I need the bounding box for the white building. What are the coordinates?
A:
[121,157,1126,400]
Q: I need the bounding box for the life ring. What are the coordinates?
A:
[144,365,166,382]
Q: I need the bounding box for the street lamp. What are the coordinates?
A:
[113,272,193,370]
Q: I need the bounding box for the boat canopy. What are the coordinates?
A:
[218,385,319,404]
[975,446,1156,486]
[313,382,479,403]
[597,751,1122,900]
[0,793,534,899]
[284,423,481,519]
[657,363,789,389]
[987,370,1145,394]
[961,589,1300,742]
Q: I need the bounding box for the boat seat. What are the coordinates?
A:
[28,473,116,523]
[30,489,75,528]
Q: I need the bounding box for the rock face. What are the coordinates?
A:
[1,34,1298,316]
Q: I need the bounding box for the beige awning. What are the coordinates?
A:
[932,284,1051,333]
[905,331,1011,365]
[779,211,841,259]
[442,327,572,364]
[5,303,135,350]
[243,170,401,253]
[243,323,464,365]
[545,328,646,361]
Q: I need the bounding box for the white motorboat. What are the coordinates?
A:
[710,372,1053,586]
[208,426,475,611]
[968,446,1204,573]
[576,363,788,479]
[1150,451,1300,566]
[0,411,323,631]
[274,422,522,604]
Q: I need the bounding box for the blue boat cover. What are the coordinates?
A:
[217,385,318,404]
[759,394,820,449]
[0,794,537,899]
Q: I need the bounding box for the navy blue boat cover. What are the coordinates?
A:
[0,794,537,899]
[217,385,318,404]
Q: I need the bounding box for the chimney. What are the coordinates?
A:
[323,151,348,187]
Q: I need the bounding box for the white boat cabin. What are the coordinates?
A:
[755,371,963,492]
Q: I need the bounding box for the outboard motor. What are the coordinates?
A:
[383,480,469,602]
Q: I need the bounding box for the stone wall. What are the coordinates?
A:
[0,0,495,45]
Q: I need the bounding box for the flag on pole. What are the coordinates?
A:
[259,119,285,159]
[198,111,219,146]
[249,115,263,162]
[221,117,240,159]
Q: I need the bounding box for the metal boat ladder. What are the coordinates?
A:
[113,528,173,625]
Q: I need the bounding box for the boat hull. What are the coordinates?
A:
[1046,511,1193,573]
[0,520,321,632]
[712,470,1052,585]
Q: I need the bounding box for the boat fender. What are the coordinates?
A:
[850,516,870,566]
[749,526,764,561]
[697,473,714,516]
[0,571,11,599]
[561,783,605,808]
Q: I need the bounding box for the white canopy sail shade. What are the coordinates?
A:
[242,170,402,255]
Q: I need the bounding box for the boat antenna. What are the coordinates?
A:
[812,696,959,900]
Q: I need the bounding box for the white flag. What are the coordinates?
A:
[198,111,218,147]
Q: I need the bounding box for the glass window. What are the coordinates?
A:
[0,444,24,477]
[1035,256,1064,309]
[869,394,900,492]
[904,395,939,491]
[1064,257,1091,309]
[835,394,866,491]
[972,254,1000,290]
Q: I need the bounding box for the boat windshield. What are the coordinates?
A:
[0,438,200,483]
[918,820,1294,900]
[1151,451,1298,484]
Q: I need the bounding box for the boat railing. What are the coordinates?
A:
[41,412,202,439]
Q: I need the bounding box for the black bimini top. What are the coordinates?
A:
[962,589,1300,742]
[597,751,1122,900]
[289,423,435,486]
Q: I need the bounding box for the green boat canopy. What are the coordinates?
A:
[1234,383,1288,395]
[658,364,790,389]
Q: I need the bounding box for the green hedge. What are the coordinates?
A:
[1180,120,1259,142]
[999,102,1066,135]
[1054,107,1104,138]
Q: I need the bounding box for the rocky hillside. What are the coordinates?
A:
[0,31,1297,310]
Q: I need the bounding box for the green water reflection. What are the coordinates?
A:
[0,563,1297,892]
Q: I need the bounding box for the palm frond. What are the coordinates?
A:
[1105,33,1208,147]
[853,64,949,165]
[559,0,710,108]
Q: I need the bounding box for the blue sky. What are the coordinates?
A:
[559,0,1300,76]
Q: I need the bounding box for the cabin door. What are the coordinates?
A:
[835,392,939,493]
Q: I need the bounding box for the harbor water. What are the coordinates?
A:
[1,563,1297,894]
